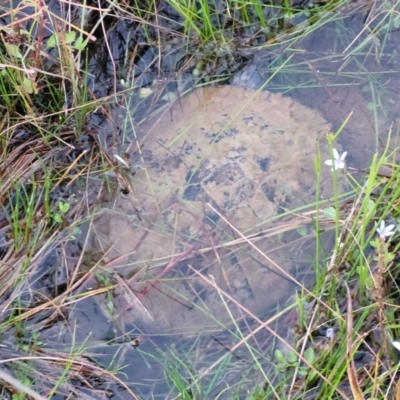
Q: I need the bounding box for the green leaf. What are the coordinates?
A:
[323,206,336,220]
[161,91,177,102]
[304,347,315,364]
[286,351,297,364]
[5,43,22,59]
[74,36,86,50]
[139,87,153,99]
[352,248,360,260]
[65,31,76,44]
[22,77,34,94]
[47,34,58,48]
[58,202,70,213]
[274,349,285,362]
[70,226,82,239]
[366,198,376,213]
[385,251,395,263]
[296,225,308,237]
[356,265,367,279]
[53,213,62,223]
[298,368,308,376]
[370,238,380,248]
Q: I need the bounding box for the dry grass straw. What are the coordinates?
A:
[0,0,143,396]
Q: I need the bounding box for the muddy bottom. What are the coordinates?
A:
[83,85,345,341]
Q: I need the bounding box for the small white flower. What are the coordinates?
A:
[376,220,396,240]
[326,328,334,340]
[392,341,400,351]
[324,149,347,171]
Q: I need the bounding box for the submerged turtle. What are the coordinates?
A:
[91,85,339,333]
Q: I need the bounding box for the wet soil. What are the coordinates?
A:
[88,84,340,336]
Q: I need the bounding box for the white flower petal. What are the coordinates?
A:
[324,149,347,172]
[392,341,400,351]
[337,160,345,169]
[385,228,395,237]
[386,224,395,231]
[326,328,334,339]
[377,220,396,239]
